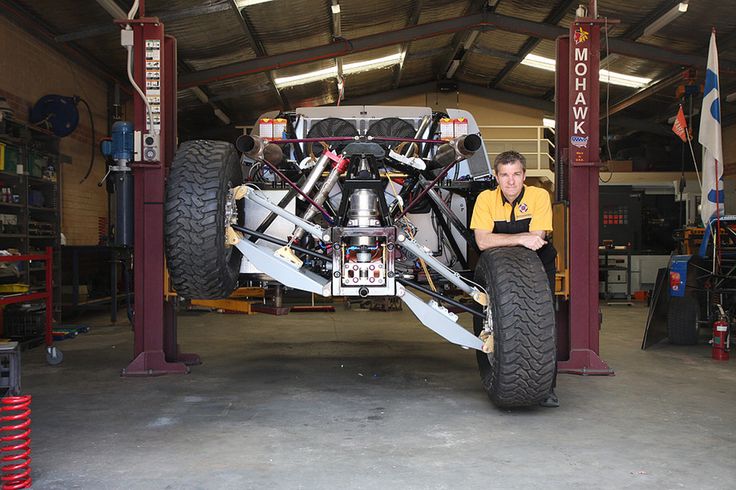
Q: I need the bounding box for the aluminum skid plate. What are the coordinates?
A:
[235,239,330,296]
[399,286,484,350]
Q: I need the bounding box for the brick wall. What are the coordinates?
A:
[0,15,118,245]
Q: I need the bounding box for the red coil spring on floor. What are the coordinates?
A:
[0,396,31,490]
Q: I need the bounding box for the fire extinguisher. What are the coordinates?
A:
[712,305,730,361]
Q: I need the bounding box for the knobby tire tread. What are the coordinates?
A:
[473,247,556,408]
[165,140,242,299]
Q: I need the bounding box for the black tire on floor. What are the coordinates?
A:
[667,296,700,345]
[165,139,243,299]
[472,247,557,408]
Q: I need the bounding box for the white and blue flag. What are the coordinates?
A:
[699,31,724,226]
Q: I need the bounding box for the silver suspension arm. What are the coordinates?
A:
[239,186,330,242]
[291,161,344,241]
[397,234,487,306]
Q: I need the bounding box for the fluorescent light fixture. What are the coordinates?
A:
[274,53,402,88]
[542,117,556,129]
[464,30,480,48]
[520,54,652,88]
[275,66,338,88]
[213,108,231,125]
[190,86,209,104]
[642,2,688,37]
[446,59,461,79]
[520,53,556,71]
[235,0,274,7]
[599,69,652,89]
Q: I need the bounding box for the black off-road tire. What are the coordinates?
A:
[165,140,243,299]
[667,296,700,345]
[473,247,557,408]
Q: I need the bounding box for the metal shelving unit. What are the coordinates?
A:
[0,120,61,329]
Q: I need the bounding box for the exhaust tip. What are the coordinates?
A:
[461,133,482,153]
[235,134,257,153]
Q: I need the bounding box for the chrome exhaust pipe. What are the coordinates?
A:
[432,134,482,167]
[236,134,284,166]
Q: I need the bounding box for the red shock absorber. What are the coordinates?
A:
[0,396,32,490]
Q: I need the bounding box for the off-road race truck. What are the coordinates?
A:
[164,106,556,408]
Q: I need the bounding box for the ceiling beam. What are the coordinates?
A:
[605,68,686,117]
[55,1,232,43]
[489,0,578,88]
[471,45,521,63]
[229,1,289,110]
[392,0,425,89]
[602,22,736,115]
[178,60,234,125]
[326,80,672,136]
[440,0,494,81]
[600,0,681,68]
[180,10,731,89]
[620,0,682,40]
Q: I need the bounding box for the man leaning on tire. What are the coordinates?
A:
[471,150,559,408]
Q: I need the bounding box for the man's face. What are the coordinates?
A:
[496,161,525,201]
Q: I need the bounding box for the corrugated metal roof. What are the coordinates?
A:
[498,65,554,98]
[460,53,510,84]
[5,0,735,136]
[417,0,473,24]
[496,0,557,23]
[399,57,439,86]
[407,34,455,55]
[339,0,415,39]
[246,0,333,56]
[476,30,531,58]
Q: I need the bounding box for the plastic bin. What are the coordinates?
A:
[3,304,45,338]
[0,342,21,396]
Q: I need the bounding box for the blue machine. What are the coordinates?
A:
[669,216,736,298]
[101,121,135,247]
[669,255,690,298]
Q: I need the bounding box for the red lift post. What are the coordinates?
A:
[555,8,613,375]
[121,13,199,376]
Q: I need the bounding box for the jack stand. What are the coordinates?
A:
[251,284,290,315]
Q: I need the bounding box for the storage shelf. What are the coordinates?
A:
[1,120,61,330]
[27,176,55,186]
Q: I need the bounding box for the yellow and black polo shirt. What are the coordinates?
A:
[470,185,552,234]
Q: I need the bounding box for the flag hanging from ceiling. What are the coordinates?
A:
[672,105,688,142]
[699,31,724,226]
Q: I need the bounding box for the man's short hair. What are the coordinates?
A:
[494,150,527,174]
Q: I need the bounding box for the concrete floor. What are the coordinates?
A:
[20,302,736,489]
